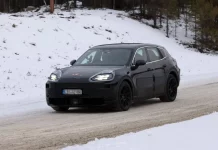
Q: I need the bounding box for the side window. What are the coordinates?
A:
[147,47,163,62]
[133,48,148,64]
[157,47,166,57]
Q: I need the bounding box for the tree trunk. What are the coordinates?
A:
[153,10,157,28]
[140,0,143,16]
[101,0,103,8]
[50,0,54,13]
[185,7,188,37]
[74,0,77,8]
[113,0,115,9]
[133,0,135,15]
[143,0,146,17]
[166,13,169,37]
[175,20,177,37]
[159,9,162,27]
[194,6,197,46]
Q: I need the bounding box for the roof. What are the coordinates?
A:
[92,43,161,50]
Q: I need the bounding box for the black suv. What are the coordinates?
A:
[46,43,180,111]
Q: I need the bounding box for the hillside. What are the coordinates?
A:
[0,9,218,116]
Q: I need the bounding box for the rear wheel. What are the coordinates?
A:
[160,74,178,102]
[52,106,69,112]
[114,81,132,111]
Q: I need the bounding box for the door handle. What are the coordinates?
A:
[147,68,153,71]
[163,65,167,68]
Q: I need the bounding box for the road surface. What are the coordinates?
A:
[0,83,218,150]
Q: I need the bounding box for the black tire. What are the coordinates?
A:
[160,74,178,102]
[114,81,133,111]
[52,106,69,112]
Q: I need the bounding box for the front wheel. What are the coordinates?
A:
[114,81,133,111]
[160,74,178,102]
[52,106,69,112]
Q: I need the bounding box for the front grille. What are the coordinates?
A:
[49,98,105,106]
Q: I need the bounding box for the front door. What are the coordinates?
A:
[131,48,154,99]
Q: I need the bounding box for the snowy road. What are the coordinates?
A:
[0,83,218,150]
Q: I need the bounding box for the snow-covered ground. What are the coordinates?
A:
[141,15,195,45]
[63,112,218,150]
[1,9,218,117]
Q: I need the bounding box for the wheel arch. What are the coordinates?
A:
[168,71,179,86]
[119,76,136,96]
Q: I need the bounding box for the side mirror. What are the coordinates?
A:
[135,60,146,66]
[131,60,146,70]
[70,60,76,66]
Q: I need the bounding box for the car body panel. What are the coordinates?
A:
[152,58,167,96]
[46,43,180,108]
[130,64,154,99]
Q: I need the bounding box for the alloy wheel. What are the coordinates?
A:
[120,85,131,110]
[168,78,178,99]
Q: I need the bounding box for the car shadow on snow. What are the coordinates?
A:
[132,98,161,108]
[51,99,161,114]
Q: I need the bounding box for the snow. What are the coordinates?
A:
[63,112,218,150]
[141,15,195,45]
[0,8,218,117]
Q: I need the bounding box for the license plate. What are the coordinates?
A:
[62,89,82,95]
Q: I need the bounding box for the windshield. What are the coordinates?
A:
[74,48,132,66]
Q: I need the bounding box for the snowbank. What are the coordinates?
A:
[63,112,218,150]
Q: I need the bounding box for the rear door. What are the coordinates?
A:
[146,47,166,97]
[131,47,154,99]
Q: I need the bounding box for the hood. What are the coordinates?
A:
[59,66,124,83]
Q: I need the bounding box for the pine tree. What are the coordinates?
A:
[163,0,178,37]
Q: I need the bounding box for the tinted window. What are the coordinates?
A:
[133,48,148,64]
[147,47,163,62]
[157,47,166,57]
[75,48,132,66]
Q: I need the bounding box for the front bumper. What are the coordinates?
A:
[46,81,118,107]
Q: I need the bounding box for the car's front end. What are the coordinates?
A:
[46,68,121,108]
[46,47,135,110]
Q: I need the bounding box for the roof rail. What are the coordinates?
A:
[94,43,144,47]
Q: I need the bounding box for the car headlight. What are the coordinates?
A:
[48,70,62,82]
[90,70,115,82]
